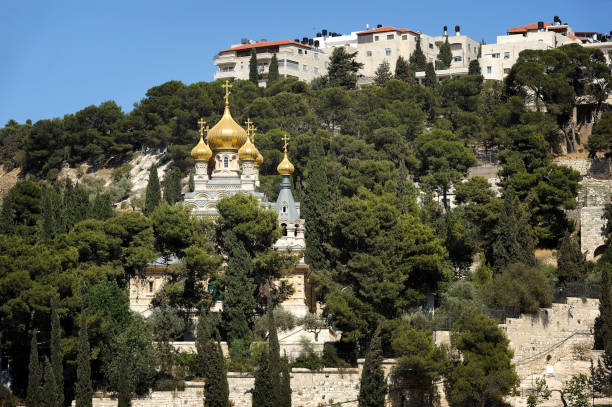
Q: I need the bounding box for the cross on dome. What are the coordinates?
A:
[197,118,206,136]
[282,134,290,152]
[222,80,232,106]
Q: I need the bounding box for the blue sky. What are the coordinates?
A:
[1,0,610,125]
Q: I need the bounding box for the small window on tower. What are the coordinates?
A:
[148,281,154,293]
[281,223,287,236]
[223,156,229,168]
[282,205,287,213]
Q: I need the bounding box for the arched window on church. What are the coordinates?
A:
[282,205,287,213]
[223,156,229,168]
[294,225,299,237]
[281,223,287,236]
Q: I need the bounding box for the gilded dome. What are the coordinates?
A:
[207,105,248,151]
[277,152,294,175]
[238,136,259,161]
[255,151,264,167]
[190,135,212,161]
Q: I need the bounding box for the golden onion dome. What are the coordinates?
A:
[207,104,248,151]
[277,151,294,175]
[238,135,259,161]
[190,135,213,161]
[255,151,264,167]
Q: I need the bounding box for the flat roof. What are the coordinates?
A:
[507,22,569,34]
[219,40,311,54]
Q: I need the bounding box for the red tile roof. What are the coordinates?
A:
[219,40,311,54]
[356,26,418,36]
[567,35,587,41]
[507,22,568,34]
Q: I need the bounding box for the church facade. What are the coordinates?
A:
[129,80,314,320]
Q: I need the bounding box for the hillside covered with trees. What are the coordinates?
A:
[0,43,611,407]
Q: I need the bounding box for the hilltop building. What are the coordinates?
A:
[129,81,315,322]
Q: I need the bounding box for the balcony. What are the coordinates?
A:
[214,71,237,80]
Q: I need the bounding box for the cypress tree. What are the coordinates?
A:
[423,63,437,88]
[515,199,536,266]
[302,131,329,270]
[188,172,195,193]
[267,302,281,407]
[196,310,213,377]
[268,54,280,84]
[64,181,90,229]
[26,330,42,407]
[90,192,114,221]
[557,232,587,286]
[163,166,182,204]
[0,194,15,235]
[394,55,413,82]
[42,358,60,407]
[396,159,410,215]
[436,36,452,69]
[117,351,131,407]
[41,186,55,243]
[249,49,259,85]
[492,191,535,271]
[373,61,393,86]
[75,308,92,407]
[144,163,161,216]
[203,340,230,407]
[222,231,256,346]
[252,349,273,407]
[468,59,481,75]
[50,298,64,407]
[279,357,291,407]
[592,269,612,395]
[358,330,386,407]
[409,36,427,72]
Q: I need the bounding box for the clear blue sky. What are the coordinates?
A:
[2,0,610,125]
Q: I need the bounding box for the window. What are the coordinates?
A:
[387,34,394,40]
[492,53,500,58]
[303,64,308,71]
[503,68,510,74]
[453,56,462,62]
[282,205,287,213]
[374,35,379,41]
[298,49,303,54]
[366,51,372,57]
[148,281,154,293]
[429,43,434,49]
[223,156,229,168]
[504,51,510,59]
[487,66,492,74]
[286,60,299,70]
[221,66,234,72]
[314,67,319,74]
[304,50,307,54]
[402,35,408,40]
[281,223,287,236]
[385,48,391,56]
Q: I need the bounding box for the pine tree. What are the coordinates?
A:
[50,298,64,407]
[249,49,259,85]
[326,47,364,89]
[268,54,280,84]
[279,357,291,407]
[302,132,329,270]
[557,232,587,286]
[222,231,256,346]
[468,59,481,75]
[374,61,393,86]
[423,62,437,88]
[26,330,42,407]
[75,308,92,407]
[144,163,161,216]
[252,349,273,407]
[394,55,413,82]
[117,351,131,407]
[42,358,60,407]
[358,330,386,407]
[409,37,427,72]
[436,36,452,69]
[90,193,114,221]
[267,302,281,407]
[204,340,230,407]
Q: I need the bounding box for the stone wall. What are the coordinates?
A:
[581,206,606,260]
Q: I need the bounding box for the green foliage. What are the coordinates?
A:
[374,61,393,86]
[394,56,413,82]
[557,232,587,286]
[562,374,590,407]
[588,111,612,157]
[204,340,230,407]
[409,37,427,72]
[0,385,15,407]
[526,377,551,407]
[75,307,93,407]
[144,163,161,216]
[468,59,481,76]
[252,347,273,407]
[89,192,114,221]
[163,165,183,204]
[423,63,436,88]
[267,304,281,407]
[358,330,387,407]
[117,351,131,407]
[484,263,553,315]
[446,310,518,407]
[435,37,452,70]
[149,305,185,376]
[391,322,448,406]
[42,358,60,407]
[279,357,291,407]
[326,47,364,89]
[50,298,64,407]
[250,50,259,85]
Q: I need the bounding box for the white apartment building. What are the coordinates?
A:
[431,26,480,69]
[213,40,328,86]
[479,21,579,81]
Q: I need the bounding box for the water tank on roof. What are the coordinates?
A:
[241,38,248,44]
[455,25,461,35]
[260,39,267,43]
[538,21,544,30]
[314,40,320,47]
[443,26,448,36]
[302,37,308,43]
[322,29,328,36]
[377,24,382,28]
[308,38,314,45]
[316,32,322,37]
[294,38,300,43]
